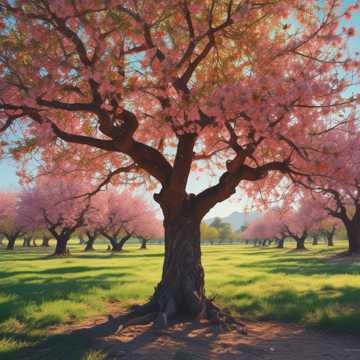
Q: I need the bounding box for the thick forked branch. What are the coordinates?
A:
[194,160,290,220]
[51,123,117,152]
[1,97,173,185]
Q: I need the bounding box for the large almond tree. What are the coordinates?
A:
[0,1,358,325]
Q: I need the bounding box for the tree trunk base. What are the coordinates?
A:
[84,246,95,252]
[111,247,123,252]
[107,297,247,335]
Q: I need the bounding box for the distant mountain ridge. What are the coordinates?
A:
[205,211,261,230]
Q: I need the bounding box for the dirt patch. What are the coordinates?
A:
[49,307,360,360]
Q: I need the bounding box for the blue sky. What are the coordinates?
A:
[0,2,359,219]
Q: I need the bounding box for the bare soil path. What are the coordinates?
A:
[45,307,360,360]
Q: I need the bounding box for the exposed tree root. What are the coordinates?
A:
[105,297,247,336]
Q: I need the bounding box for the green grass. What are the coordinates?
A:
[0,240,359,359]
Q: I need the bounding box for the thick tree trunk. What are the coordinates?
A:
[42,236,50,247]
[53,236,70,256]
[139,237,147,249]
[296,236,306,250]
[106,199,246,333]
[6,236,17,250]
[148,216,207,326]
[346,222,360,254]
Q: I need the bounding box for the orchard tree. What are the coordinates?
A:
[242,209,286,247]
[81,192,107,252]
[295,131,360,255]
[18,177,92,255]
[0,192,23,250]
[280,197,329,250]
[22,234,32,247]
[136,213,163,249]
[83,230,98,251]
[98,189,156,252]
[0,1,358,326]
[320,217,341,246]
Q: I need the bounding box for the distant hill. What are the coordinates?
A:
[205,211,261,231]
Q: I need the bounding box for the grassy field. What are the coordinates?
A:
[0,241,359,360]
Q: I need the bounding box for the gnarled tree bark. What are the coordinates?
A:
[152,214,205,326]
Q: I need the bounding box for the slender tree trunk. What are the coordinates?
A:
[53,236,70,256]
[277,238,284,248]
[6,235,17,250]
[312,235,319,245]
[326,230,335,246]
[32,239,37,247]
[84,232,97,251]
[139,237,147,249]
[42,236,50,247]
[108,237,119,251]
[23,236,32,247]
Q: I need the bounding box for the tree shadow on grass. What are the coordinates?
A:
[236,256,360,276]
[0,271,132,325]
[229,285,360,335]
[2,331,95,360]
